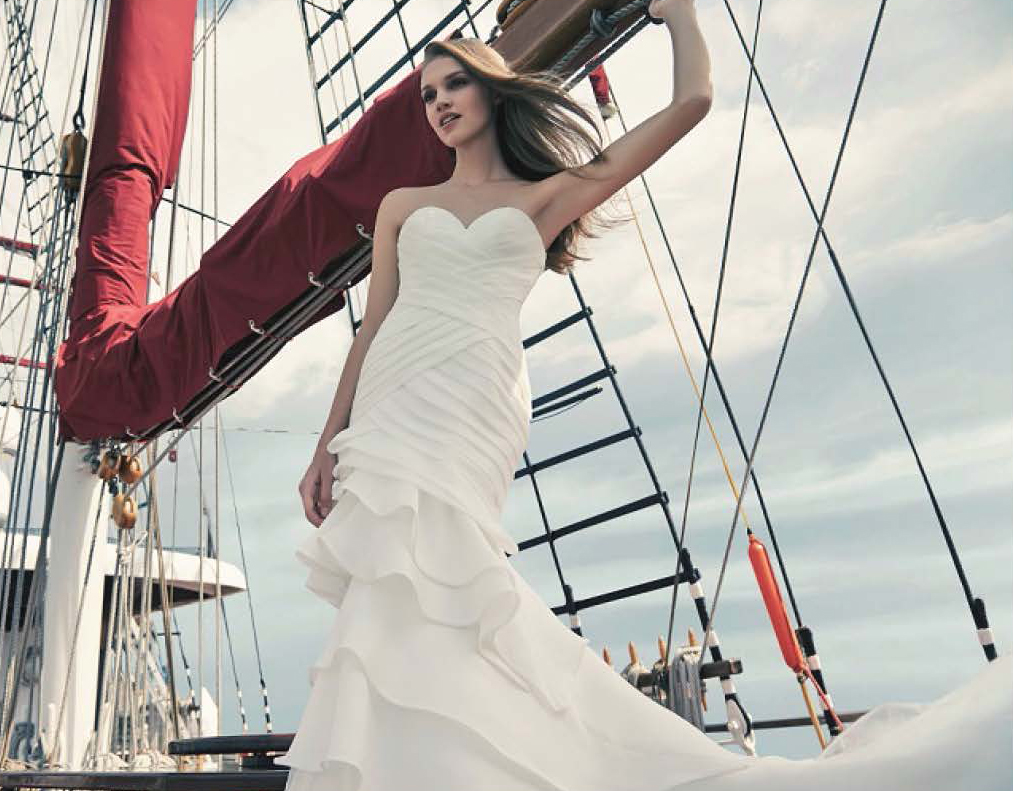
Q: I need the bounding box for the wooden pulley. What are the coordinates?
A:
[97,450,120,480]
[112,494,136,530]
[118,453,142,483]
[59,130,87,194]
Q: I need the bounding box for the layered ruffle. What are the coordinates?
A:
[278,456,745,791]
[335,312,532,552]
[294,455,589,715]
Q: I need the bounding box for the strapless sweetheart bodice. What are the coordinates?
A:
[392,204,546,332]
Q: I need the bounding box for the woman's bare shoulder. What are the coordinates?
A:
[383,185,443,223]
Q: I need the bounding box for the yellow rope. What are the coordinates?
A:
[602,125,752,531]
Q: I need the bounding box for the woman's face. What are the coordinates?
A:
[420,55,494,145]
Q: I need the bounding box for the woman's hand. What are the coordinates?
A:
[648,0,696,22]
[299,444,336,527]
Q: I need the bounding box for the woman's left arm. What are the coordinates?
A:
[539,0,713,233]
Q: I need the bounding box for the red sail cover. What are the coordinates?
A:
[53,0,453,441]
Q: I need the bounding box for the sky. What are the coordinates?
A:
[8,0,1011,763]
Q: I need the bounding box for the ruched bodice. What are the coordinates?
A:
[344,205,547,538]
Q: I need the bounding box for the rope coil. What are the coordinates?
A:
[668,646,705,731]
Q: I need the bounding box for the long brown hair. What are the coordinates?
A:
[422,37,627,274]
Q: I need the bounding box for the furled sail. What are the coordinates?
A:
[53,0,454,441]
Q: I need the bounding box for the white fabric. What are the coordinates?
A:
[276,205,1013,790]
[677,655,1012,791]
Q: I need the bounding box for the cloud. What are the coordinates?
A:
[851,211,1012,271]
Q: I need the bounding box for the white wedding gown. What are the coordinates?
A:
[275,204,1013,791]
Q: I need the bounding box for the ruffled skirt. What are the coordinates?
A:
[276,461,745,791]
[275,315,745,790]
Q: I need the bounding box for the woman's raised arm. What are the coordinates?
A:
[538,0,713,237]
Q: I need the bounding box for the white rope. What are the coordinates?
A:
[137,457,156,754]
[211,0,223,754]
[195,0,209,746]
[122,501,141,758]
[312,0,346,135]
[90,528,130,767]
[668,646,705,730]
[333,0,366,120]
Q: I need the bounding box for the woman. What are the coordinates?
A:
[279,1,741,788]
[297,1,713,526]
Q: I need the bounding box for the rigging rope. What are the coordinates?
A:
[664,0,815,655]
[0,189,73,760]
[603,126,755,537]
[520,446,579,632]
[146,441,183,748]
[211,0,223,747]
[308,0,367,339]
[137,459,157,754]
[0,438,65,769]
[219,416,274,731]
[191,0,236,60]
[312,0,352,138]
[186,425,257,736]
[71,0,99,131]
[690,0,841,712]
[0,0,80,371]
[701,0,996,663]
[593,17,808,682]
[195,0,209,742]
[700,0,889,662]
[333,0,370,340]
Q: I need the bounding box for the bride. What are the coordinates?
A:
[297,0,712,535]
[278,0,1011,789]
[282,2,723,787]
